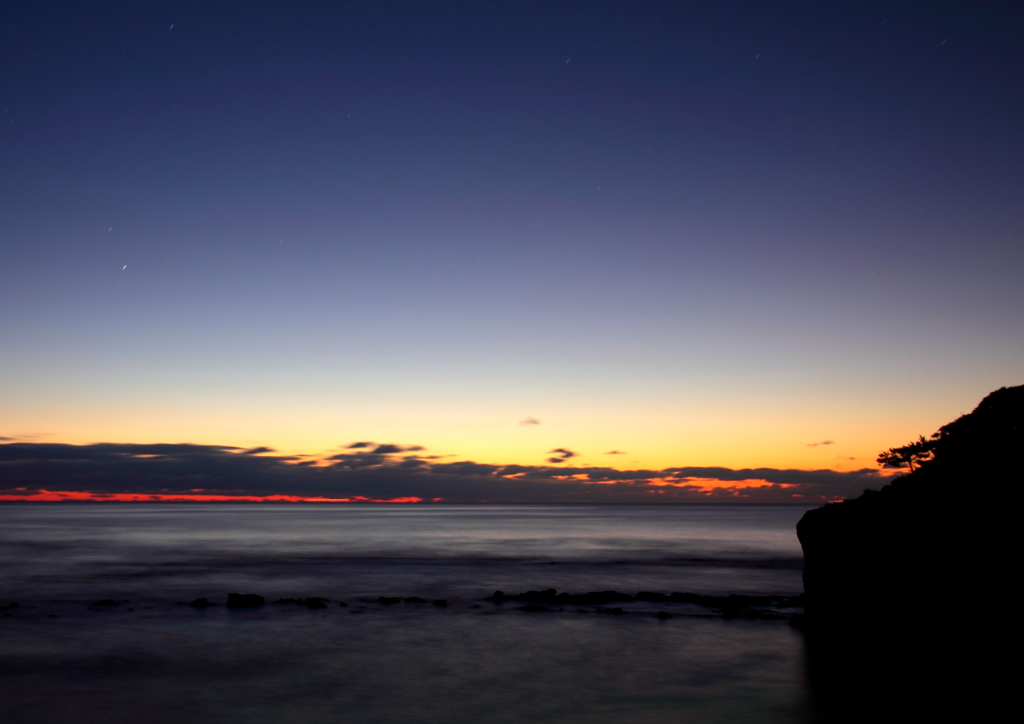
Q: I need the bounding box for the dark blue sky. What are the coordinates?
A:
[2,1,1022,479]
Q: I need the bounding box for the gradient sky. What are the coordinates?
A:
[1,2,1022,498]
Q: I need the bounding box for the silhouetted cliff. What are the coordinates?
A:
[797,385,1022,721]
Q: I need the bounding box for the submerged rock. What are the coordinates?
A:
[274,597,329,609]
[720,608,782,620]
[226,593,264,608]
[487,589,636,606]
[486,588,799,615]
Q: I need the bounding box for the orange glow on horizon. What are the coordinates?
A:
[647,477,797,490]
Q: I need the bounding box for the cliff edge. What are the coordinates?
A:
[796,385,1022,720]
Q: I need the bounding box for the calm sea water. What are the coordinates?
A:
[0,503,816,724]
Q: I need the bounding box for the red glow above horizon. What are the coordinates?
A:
[0,486,847,503]
[0,490,425,503]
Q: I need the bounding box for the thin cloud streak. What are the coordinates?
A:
[546,448,577,464]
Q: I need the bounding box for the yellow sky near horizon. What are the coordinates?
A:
[1,385,975,474]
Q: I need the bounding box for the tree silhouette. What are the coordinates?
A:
[876,434,938,471]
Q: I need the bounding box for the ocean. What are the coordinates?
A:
[0,503,816,723]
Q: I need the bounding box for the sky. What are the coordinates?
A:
[1,1,1022,502]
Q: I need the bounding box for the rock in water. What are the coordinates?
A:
[226,593,265,608]
[797,385,1022,722]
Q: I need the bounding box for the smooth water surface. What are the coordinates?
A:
[0,503,810,600]
[0,504,815,724]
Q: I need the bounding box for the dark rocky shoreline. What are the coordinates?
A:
[796,385,1022,721]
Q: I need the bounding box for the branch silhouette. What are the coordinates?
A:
[876,434,938,471]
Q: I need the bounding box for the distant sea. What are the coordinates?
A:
[0,504,815,724]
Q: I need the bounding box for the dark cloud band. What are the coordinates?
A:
[0,442,888,503]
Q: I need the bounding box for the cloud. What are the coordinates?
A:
[546,448,577,464]
[326,442,428,468]
[242,446,275,455]
[806,440,835,447]
[519,417,541,426]
[0,432,51,442]
[605,450,626,455]
[0,441,892,504]
[431,461,502,476]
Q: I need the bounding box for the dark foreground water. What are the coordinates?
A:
[0,504,815,724]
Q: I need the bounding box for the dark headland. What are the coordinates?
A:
[797,385,1022,721]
